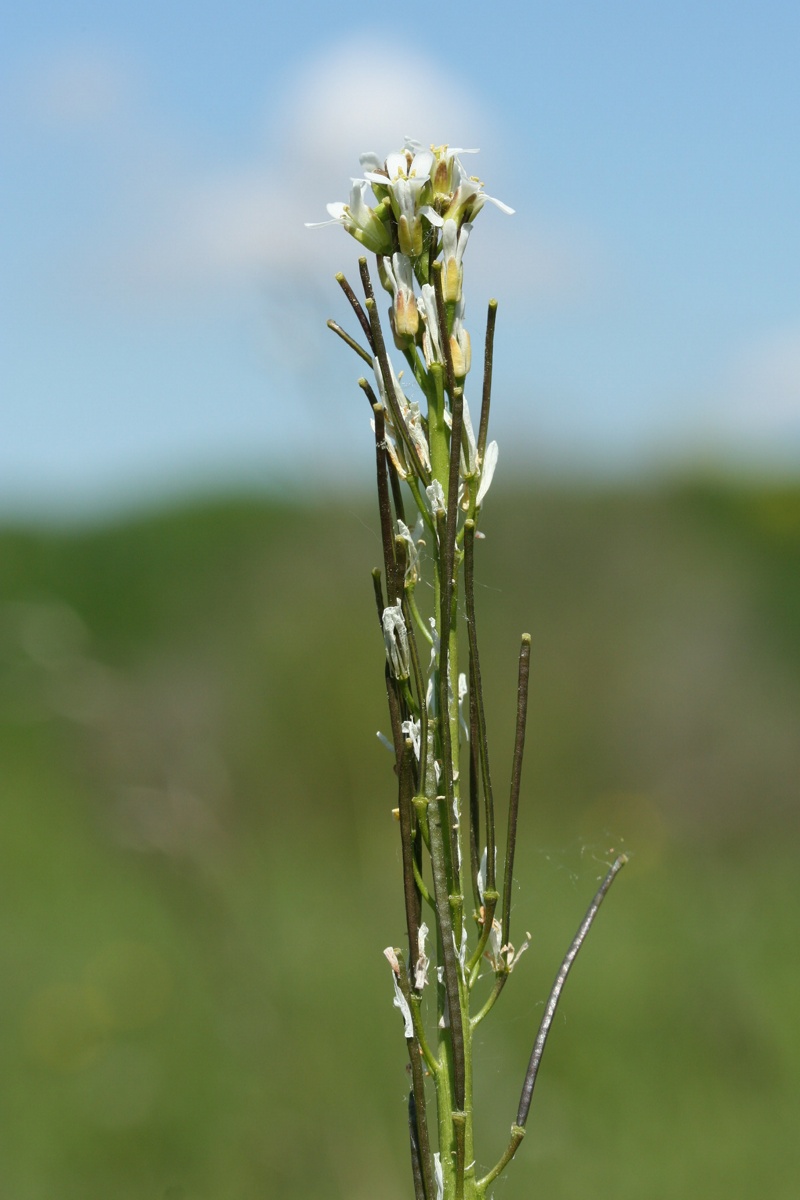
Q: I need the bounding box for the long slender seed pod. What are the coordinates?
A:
[516,854,628,1127]
[336,271,375,351]
[477,299,498,464]
[398,739,422,971]
[357,255,377,306]
[388,455,406,525]
[359,376,380,408]
[501,633,532,947]
[371,568,385,625]
[401,582,428,791]
[445,385,463,579]
[384,665,405,764]
[464,521,496,891]
[467,678,482,912]
[408,1090,426,1200]
[435,507,462,899]
[394,537,409,630]
[326,319,373,366]
[370,403,399,599]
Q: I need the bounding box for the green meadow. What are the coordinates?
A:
[1,479,798,1199]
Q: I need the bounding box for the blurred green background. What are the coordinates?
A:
[1,478,798,1199]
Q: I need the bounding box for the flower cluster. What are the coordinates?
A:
[308,140,509,525]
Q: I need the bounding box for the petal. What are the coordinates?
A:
[419,204,444,227]
[385,151,409,180]
[410,149,434,178]
[476,440,499,505]
[484,193,515,215]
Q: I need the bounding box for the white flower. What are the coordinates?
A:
[430,143,479,200]
[449,296,471,379]
[444,170,514,224]
[418,284,444,369]
[441,218,471,303]
[382,601,410,680]
[305,179,391,254]
[364,146,435,258]
[382,253,419,339]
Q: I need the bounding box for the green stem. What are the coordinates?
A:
[477,1125,525,1195]
[470,971,509,1029]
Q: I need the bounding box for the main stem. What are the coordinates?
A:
[425,358,480,1200]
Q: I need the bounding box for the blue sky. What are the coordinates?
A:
[3,0,800,516]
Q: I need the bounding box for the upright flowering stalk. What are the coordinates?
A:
[309,140,626,1200]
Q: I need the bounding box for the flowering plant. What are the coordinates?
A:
[309,139,626,1200]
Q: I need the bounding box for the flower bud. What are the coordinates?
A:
[383,254,419,340]
[441,219,471,304]
[449,327,471,378]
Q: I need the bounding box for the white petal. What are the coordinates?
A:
[476,440,499,505]
[410,149,434,178]
[484,193,515,215]
[391,974,413,1037]
[419,204,444,227]
[477,847,487,903]
[385,151,408,180]
[434,1154,444,1200]
[425,479,446,513]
